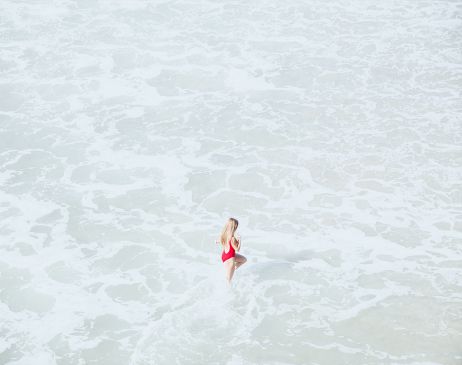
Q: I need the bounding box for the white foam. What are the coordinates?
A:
[1,0,461,363]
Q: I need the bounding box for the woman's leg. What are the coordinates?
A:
[234,253,247,270]
[224,258,236,283]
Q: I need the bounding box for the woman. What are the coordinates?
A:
[217,217,247,283]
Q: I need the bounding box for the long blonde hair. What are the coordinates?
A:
[220,217,238,246]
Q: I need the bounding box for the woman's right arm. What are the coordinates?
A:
[232,236,241,251]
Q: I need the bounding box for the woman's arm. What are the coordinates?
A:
[231,236,241,251]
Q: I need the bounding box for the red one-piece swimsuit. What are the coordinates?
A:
[221,238,236,263]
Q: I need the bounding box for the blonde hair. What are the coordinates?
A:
[220,217,238,246]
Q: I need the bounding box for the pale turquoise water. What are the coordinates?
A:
[1,0,461,364]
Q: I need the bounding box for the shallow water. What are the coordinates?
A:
[1,0,461,364]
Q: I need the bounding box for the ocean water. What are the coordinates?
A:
[1,0,461,364]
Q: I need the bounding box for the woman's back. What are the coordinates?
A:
[222,238,235,262]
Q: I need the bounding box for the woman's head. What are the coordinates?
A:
[227,217,238,233]
[220,217,238,244]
